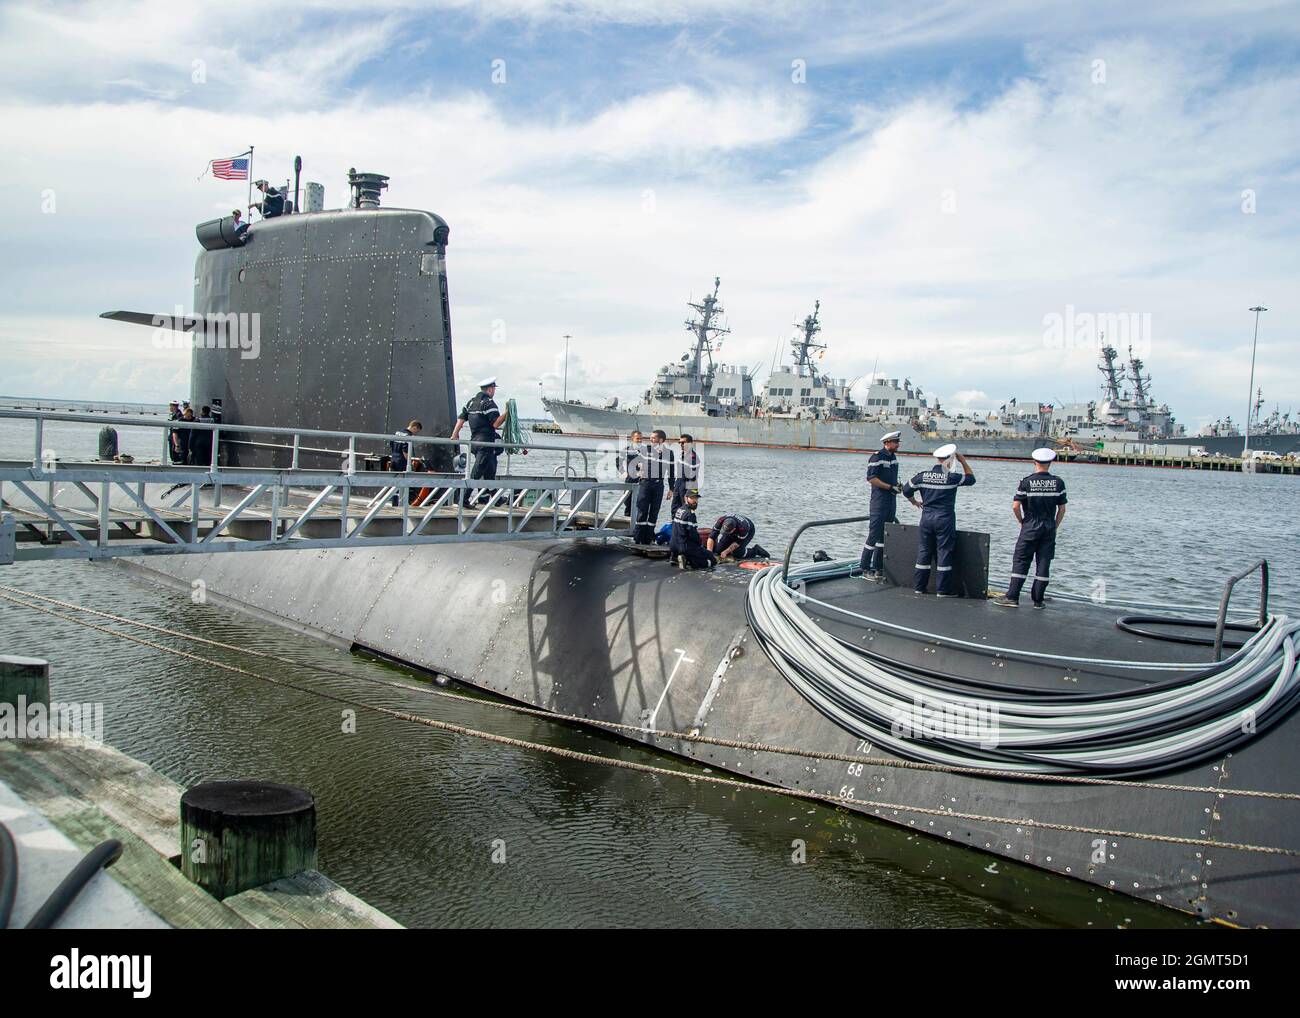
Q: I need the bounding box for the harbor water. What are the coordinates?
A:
[2,411,1297,928]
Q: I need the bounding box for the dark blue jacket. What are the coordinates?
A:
[903,467,975,516]
[260,187,285,218]
[459,391,501,441]
[670,504,703,553]
[390,429,415,471]
[1014,471,1067,531]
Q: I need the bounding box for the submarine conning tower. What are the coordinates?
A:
[190,169,456,470]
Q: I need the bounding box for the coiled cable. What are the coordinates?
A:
[747,559,1300,776]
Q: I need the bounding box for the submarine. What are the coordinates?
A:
[102,168,1300,927]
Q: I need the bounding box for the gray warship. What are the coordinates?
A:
[542,283,1197,458]
[98,170,1300,927]
[1163,389,1300,458]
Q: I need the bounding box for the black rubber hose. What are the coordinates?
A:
[747,576,1300,779]
[1116,613,1257,649]
[797,606,1249,703]
[24,839,123,930]
[0,821,17,930]
[785,574,1265,701]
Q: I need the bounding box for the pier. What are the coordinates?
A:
[0,657,399,929]
[1058,449,1299,474]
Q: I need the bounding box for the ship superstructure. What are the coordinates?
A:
[1047,341,1182,446]
[641,277,755,418]
[539,286,1269,457]
[758,302,861,420]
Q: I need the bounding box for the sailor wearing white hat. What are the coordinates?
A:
[900,443,976,596]
[994,448,1068,609]
[450,376,508,505]
[858,431,904,580]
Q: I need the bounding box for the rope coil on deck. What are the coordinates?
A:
[747,559,1300,777]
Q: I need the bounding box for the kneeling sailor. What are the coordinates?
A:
[994,447,1067,609]
[859,430,902,580]
[670,489,716,570]
[902,443,975,597]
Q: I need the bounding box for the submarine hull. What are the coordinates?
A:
[127,540,1300,928]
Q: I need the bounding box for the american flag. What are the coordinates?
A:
[211,157,249,180]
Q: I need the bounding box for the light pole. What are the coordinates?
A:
[1244,306,1267,463]
[562,334,572,402]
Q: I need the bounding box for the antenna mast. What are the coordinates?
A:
[683,277,730,381]
[790,301,826,377]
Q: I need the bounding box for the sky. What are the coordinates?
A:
[1,0,1297,431]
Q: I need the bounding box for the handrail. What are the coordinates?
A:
[782,514,870,588]
[0,408,614,459]
[1213,559,1269,661]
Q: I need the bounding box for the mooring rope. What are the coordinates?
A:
[3,582,1299,802]
[2,588,1297,857]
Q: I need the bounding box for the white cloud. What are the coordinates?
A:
[1,10,1296,432]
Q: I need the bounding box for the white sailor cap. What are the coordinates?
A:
[479,376,497,388]
[934,443,957,459]
[1032,447,1057,463]
[881,431,901,443]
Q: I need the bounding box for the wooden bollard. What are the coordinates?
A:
[0,655,50,711]
[180,780,317,900]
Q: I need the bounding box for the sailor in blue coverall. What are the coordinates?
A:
[901,443,976,597]
[858,430,902,580]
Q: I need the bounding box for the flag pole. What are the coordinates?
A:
[246,145,254,214]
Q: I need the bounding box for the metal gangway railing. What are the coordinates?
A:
[0,410,636,564]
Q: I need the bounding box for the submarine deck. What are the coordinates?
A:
[795,575,1224,691]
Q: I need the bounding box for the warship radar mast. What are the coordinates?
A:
[790,300,826,377]
[1099,340,1124,405]
[683,277,730,382]
[1128,346,1152,411]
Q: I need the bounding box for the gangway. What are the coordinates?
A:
[0,411,636,564]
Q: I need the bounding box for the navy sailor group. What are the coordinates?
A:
[616,426,1070,600]
[858,432,1068,607]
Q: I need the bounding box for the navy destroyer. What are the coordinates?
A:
[90,170,1300,927]
[542,283,1198,458]
[1163,389,1300,458]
